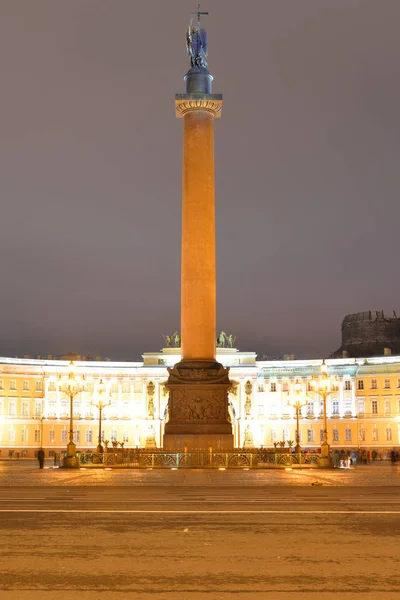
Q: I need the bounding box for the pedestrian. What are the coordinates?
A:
[361,450,367,465]
[37,448,45,469]
[53,452,58,466]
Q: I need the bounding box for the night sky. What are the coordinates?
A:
[0,0,399,361]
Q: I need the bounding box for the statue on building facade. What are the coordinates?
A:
[216,332,236,348]
[147,381,155,418]
[243,424,254,448]
[244,380,252,417]
[162,332,181,348]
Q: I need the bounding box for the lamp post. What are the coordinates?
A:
[90,379,112,453]
[310,360,339,465]
[287,379,308,454]
[58,361,85,468]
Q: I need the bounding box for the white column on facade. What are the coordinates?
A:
[351,379,356,416]
[277,380,283,419]
[118,379,123,419]
[56,383,61,419]
[142,379,147,419]
[154,379,160,420]
[130,380,135,418]
[339,379,344,417]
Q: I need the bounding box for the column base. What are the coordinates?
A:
[164,359,233,450]
[320,441,330,458]
[62,455,80,469]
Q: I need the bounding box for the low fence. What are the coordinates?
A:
[78,450,321,469]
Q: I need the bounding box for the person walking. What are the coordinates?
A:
[37,448,45,469]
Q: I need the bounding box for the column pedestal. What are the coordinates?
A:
[164,360,233,450]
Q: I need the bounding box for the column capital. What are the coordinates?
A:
[175,94,223,118]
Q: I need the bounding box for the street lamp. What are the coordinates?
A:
[90,379,112,453]
[310,360,339,464]
[287,379,308,454]
[58,361,85,468]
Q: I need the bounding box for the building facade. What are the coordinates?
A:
[0,348,399,458]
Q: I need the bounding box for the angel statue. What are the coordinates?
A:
[186,18,208,70]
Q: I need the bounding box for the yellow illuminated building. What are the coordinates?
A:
[0,349,399,458]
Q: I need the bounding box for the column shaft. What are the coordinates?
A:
[181,110,216,361]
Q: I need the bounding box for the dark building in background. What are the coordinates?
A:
[331,310,400,358]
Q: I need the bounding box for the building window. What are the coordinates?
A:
[86,430,92,443]
[357,380,364,391]
[384,379,391,389]
[371,379,377,390]
[23,380,29,391]
[36,381,42,392]
[386,427,392,441]
[358,399,365,414]
[34,429,41,443]
[397,378,400,389]
[48,382,56,392]
[61,430,67,443]
[332,399,339,415]
[110,429,117,441]
[307,429,314,443]
[73,430,80,444]
[344,381,351,391]
[371,400,378,414]
[73,400,81,418]
[345,428,352,442]
[21,402,29,417]
[257,383,264,393]
[307,401,314,416]
[8,400,16,416]
[49,430,55,443]
[359,427,365,442]
[258,404,264,416]
[122,382,130,394]
[34,402,42,417]
[21,428,28,443]
[0,379,3,390]
[270,383,277,392]
[61,400,68,416]
[333,429,339,442]
[9,380,16,391]
[320,429,324,443]
[282,382,289,393]
[111,383,118,394]
[372,426,378,441]
[122,401,130,418]
[84,383,93,393]
[122,431,129,443]
[8,428,16,442]
[270,429,277,443]
[307,381,313,392]
[344,399,352,415]
[384,399,391,415]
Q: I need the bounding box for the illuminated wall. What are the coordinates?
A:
[0,350,399,457]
